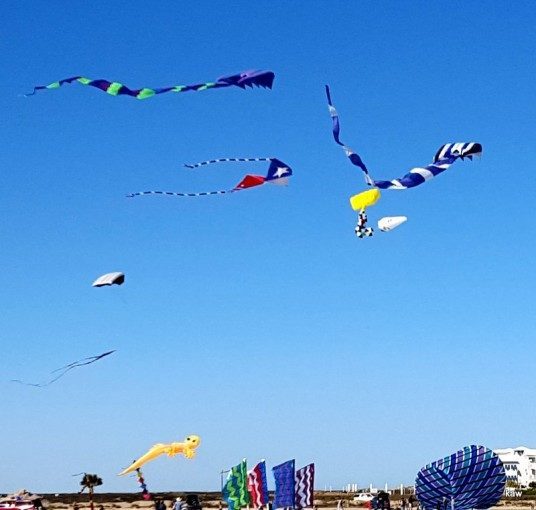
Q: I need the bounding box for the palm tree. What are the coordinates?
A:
[79,473,103,510]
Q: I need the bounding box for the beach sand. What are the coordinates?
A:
[37,493,536,510]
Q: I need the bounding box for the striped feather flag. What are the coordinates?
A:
[295,464,315,509]
[248,460,269,508]
[223,459,250,510]
[273,459,295,510]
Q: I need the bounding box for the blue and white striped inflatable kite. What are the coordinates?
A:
[325,85,482,190]
[415,445,506,510]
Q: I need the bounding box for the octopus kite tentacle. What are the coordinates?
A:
[25,70,275,99]
[184,157,273,169]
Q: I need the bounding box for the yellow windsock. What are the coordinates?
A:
[349,188,381,211]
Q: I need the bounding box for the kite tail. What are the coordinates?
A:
[11,379,43,388]
[10,350,115,388]
[136,468,151,501]
[325,85,374,187]
[126,190,235,198]
[325,85,343,146]
[355,210,374,238]
[184,157,273,169]
[25,76,83,97]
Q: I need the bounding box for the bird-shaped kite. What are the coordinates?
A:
[119,435,201,475]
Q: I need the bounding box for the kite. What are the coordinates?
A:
[371,142,482,190]
[25,70,275,99]
[325,85,482,189]
[349,189,381,238]
[415,445,506,510]
[377,216,407,232]
[349,188,381,211]
[11,350,115,387]
[127,157,292,198]
[119,435,201,475]
[326,85,481,236]
[92,272,125,287]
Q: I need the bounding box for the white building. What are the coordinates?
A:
[494,446,536,488]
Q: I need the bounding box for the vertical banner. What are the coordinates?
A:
[248,460,269,508]
[295,464,315,509]
[223,459,251,510]
[273,460,295,509]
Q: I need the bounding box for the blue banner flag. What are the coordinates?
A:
[273,459,295,509]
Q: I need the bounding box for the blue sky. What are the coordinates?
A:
[1,0,535,494]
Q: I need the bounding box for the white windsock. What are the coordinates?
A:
[378,216,407,232]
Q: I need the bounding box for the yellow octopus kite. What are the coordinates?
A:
[119,435,201,475]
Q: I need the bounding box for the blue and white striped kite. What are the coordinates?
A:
[325,85,482,190]
[415,445,506,510]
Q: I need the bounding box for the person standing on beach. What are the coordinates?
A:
[378,492,388,510]
[377,495,384,510]
[173,498,183,510]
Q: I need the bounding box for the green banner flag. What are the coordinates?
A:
[222,459,250,510]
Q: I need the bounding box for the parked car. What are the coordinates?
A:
[353,493,375,503]
[0,490,45,510]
